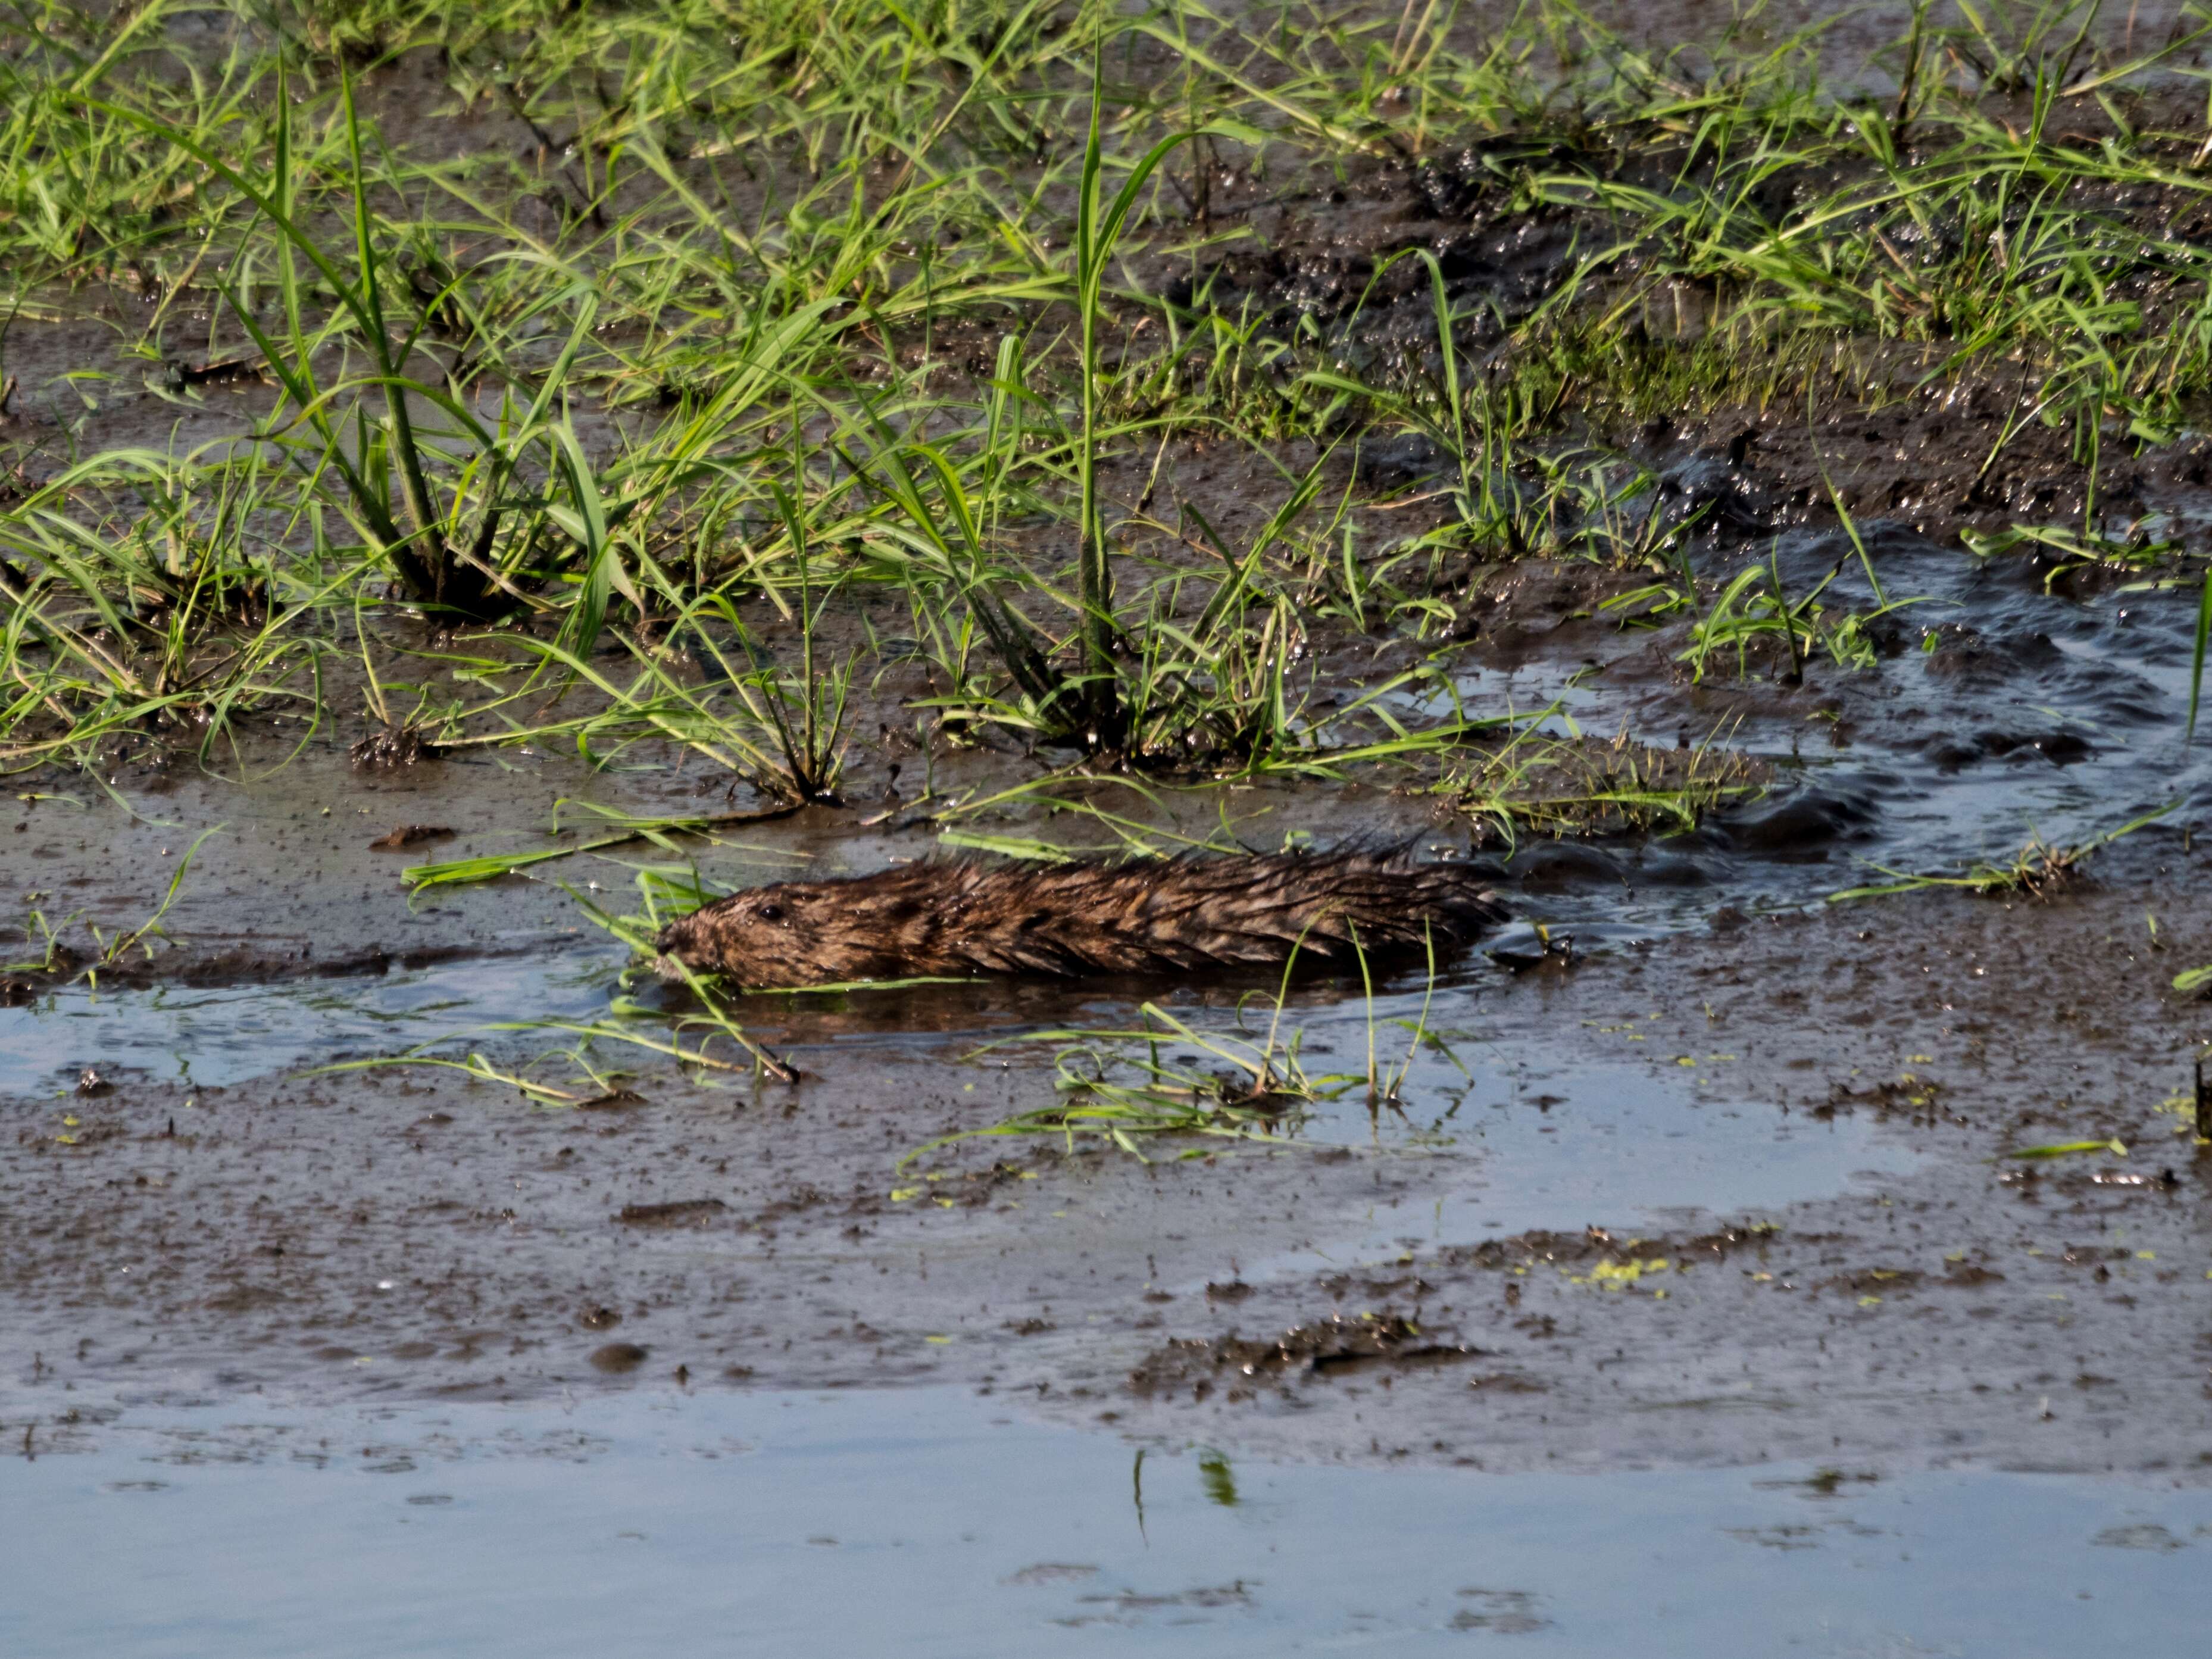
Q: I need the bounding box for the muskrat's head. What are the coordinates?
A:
[652,882,835,988]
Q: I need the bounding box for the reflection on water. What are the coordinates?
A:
[0,936,1916,1267]
[0,943,621,1090]
[2,519,2195,1659]
[7,1385,2208,1658]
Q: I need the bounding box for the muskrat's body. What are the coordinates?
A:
[653,849,1505,988]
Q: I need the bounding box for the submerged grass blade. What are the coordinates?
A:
[401,806,800,890]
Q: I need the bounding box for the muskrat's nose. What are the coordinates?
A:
[651,914,700,979]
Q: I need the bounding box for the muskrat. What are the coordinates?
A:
[652,849,1505,988]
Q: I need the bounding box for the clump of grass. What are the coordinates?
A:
[918,1016,1327,1164]
[104,73,539,618]
[2,825,221,982]
[1828,804,2175,902]
[903,921,1469,1162]
[905,986,1340,1165]
[7,0,2211,817]
[1443,726,1767,848]
[1963,522,2188,587]
[1676,547,1938,686]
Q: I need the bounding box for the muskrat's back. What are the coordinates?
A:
[654,849,1505,988]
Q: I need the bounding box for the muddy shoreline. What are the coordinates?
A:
[10,820,2212,1480]
[10,0,2212,1512]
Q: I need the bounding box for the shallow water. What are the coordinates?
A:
[1434,524,2212,928]
[5,522,2169,1659]
[0,926,1917,1263]
[1248,1056,1916,1272]
[0,940,620,1091]
[11,8,2212,1648]
[11,1385,2211,1659]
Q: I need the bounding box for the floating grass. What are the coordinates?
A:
[2005,1138,2129,1161]
[1441,721,1766,848]
[911,997,1344,1166]
[400,804,801,891]
[1828,804,2177,902]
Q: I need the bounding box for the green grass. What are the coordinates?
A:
[7,0,2212,797]
[1441,722,1766,848]
[910,920,1467,1161]
[1827,802,2177,901]
[18,0,2212,1176]
[2,822,221,980]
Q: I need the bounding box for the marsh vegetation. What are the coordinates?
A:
[20,33,2212,1629]
[8,0,2212,1133]
[9,0,2212,770]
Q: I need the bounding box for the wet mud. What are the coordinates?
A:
[12,354,2212,1480]
[9,815,2212,1481]
[14,1,2212,1506]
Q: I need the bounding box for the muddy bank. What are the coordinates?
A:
[10,838,2212,1479]
[1084,867,2212,1473]
[13,0,2212,1510]
[8,440,2212,1482]
[8,482,2212,1483]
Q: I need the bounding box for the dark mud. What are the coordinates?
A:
[13,0,2212,1529]
[11,390,2212,1477]
[10,827,2212,1483]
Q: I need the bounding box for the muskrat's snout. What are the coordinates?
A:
[650,912,707,980]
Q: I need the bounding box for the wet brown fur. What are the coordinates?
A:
[653,849,1507,988]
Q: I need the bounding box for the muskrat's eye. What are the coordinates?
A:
[757,903,784,921]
